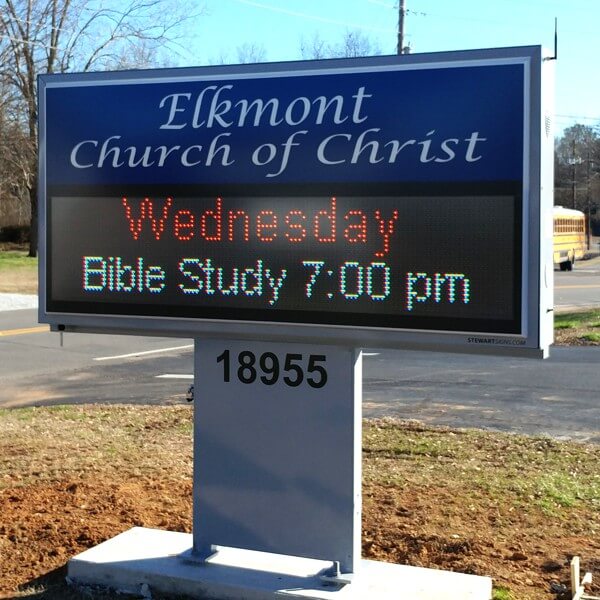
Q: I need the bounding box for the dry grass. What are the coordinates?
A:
[0,406,599,600]
[0,405,193,489]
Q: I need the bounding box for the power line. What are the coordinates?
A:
[0,33,60,51]
[367,0,426,16]
[367,0,394,7]
[410,8,598,37]
[0,13,70,34]
[555,114,600,122]
[232,0,396,34]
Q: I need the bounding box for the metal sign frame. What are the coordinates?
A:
[38,46,554,357]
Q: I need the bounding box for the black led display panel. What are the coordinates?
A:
[47,183,521,334]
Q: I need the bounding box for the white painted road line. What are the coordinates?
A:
[95,347,376,363]
[94,344,193,361]
[156,374,194,379]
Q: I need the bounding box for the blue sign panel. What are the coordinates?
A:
[44,63,523,186]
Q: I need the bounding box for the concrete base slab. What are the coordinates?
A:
[68,527,492,599]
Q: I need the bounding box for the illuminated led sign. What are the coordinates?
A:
[39,47,554,355]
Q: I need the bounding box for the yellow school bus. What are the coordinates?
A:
[553,206,586,271]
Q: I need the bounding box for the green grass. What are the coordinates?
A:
[554,309,600,330]
[362,423,461,459]
[492,586,515,600]
[0,250,36,268]
[554,309,600,344]
[0,249,38,293]
[581,332,600,343]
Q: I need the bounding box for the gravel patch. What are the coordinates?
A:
[0,293,38,312]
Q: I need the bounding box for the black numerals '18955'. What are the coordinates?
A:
[216,350,327,388]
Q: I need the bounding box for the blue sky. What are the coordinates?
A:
[177,0,600,136]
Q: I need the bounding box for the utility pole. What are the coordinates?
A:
[571,138,577,210]
[586,146,592,249]
[397,0,406,55]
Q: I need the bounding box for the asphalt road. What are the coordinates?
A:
[554,255,600,311]
[0,309,193,407]
[0,308,598,442]
[363,345,600,443]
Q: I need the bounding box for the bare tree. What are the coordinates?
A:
[0,43,31,232]
[210,42,268,66]
[555,124,600,238]
[555,125,600,209]
[300,30,381,60]
[0,84,31,230]
[335,29,381,58]
[0,0,204,256]
[299,32,328,60]
[112,38,176,71]
[236,41,267,64]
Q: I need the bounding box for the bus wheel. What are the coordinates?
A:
[560,261,569,271]
[565,253,574,271]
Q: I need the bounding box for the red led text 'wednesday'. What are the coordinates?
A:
[121,197,399,258]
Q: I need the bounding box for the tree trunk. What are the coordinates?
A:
[28,182,37,258]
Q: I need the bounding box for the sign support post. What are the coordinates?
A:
[191,339,362,580]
